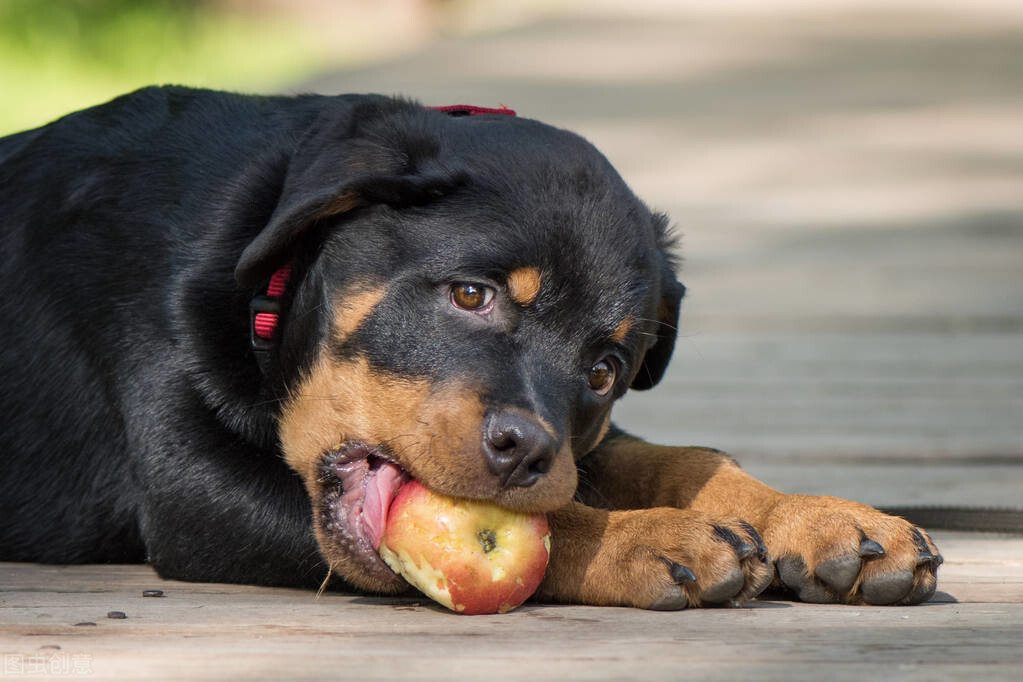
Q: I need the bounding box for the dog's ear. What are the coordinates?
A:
[630,263,685,391]
[234,102,465,288]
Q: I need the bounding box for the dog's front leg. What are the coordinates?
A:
[535,501,773,609]
[575,429,942,605]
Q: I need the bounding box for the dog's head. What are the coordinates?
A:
[234,99,683,591]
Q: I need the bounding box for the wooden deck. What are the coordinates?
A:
[1,532,1021,680]
[3,0,1022,679]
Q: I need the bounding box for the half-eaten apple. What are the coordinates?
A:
[378,481,551,614]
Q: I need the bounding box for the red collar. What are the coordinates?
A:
[248,263,292,375]
[430,104,515,117]
[248,103,516,373]
[251,263,292,342]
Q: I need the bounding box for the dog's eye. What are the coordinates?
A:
[588,358,617,395]
[450,283,495,312]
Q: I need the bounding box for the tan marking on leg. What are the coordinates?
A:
[333,287,386,342]
[538,502,770,609]
[609,316,634,343]
[577,433,941,606]
[507,267,542,306]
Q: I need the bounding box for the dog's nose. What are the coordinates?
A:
[483,410,557,488]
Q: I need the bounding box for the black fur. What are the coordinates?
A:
[0,87,681,588]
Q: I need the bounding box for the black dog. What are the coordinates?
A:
[0,87,940,608]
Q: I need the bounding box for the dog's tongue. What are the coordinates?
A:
[364,461,406,550]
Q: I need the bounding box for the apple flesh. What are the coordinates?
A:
[378,481,551,614]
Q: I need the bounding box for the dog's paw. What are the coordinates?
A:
[638,514,775,610]
[543,508,774,610]
[761,495,942,605]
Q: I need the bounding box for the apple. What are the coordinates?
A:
[378,481,551,614]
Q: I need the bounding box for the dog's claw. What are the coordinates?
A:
[713,524,759,560]
[668,562,697,584]
[737,522,769,561]
[734,541,756,560]
[859,539,885,559]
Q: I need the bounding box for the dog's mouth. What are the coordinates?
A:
[318,442,411,588]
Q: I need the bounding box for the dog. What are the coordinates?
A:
[0,87,941,608]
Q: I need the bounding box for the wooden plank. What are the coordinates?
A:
[2,579,1023,681]
[613,332,1023,460]
[1,531,1021,680]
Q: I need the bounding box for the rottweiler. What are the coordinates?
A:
[0,87,941,608]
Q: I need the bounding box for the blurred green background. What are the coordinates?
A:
[0,0,334,135]
[3,0,516,135]
[0,0,545,136]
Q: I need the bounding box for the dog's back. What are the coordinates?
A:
[0,88,319,562]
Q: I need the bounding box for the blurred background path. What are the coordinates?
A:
[3,0,1020,504]
[295,0,1023,507]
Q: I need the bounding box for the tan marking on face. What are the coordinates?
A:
[537,416,558,441]
[507,267,542,306]
[333,287,386,342]
[278,352,578,590]
[279,356,482,488]
[609,316,634,343]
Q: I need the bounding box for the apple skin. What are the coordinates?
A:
[378,481,551,614]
